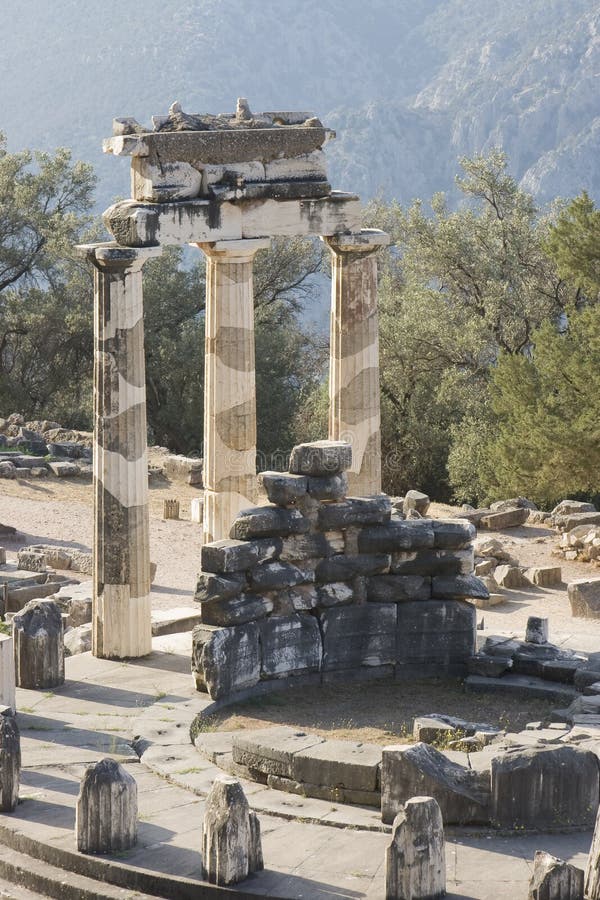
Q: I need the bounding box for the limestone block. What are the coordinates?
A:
[474,558,497,576]
[381,742,490,825]
[317,497,391,530]
[358,520,434,554]
[201,537,281,573]
[467,653,513,678]
[264,150,327,182]
[131,158,203,202]
[232,726,325,778]
[491,497,537,513]
[248,561,305,591]
[16,550,46,573]
[200,592,273,627]
[293,739,381,792]
[257,471,308,506]
[413,714,498,744]
[190,497,203,523]
[526,616,549,644]
[431,574,489,600]
[231,506,310,540]
[551,499,596,521]
[195,571,246,602]
[284,584,320,611]
[396,600,476,672]
[528,851,584,900]
[540,658,580,683]
[559,512,600,532]
[279,533,333,561]
[258,614,322,678]
[64,624,92,656]
[391,548,474,577]
[202,775,263,886]
[473,537,510,560]
[568,578,600,618]
[48,460,79,477]
[0,548,5,565]
[402,490,431,516]
[367,575,431,603]
[317,581,356,607]
[493,564,528,588]
[586,801,600,899]
[192,623,260,699]
[163,453,203,485]
[523,566,562,587]
[306,473,348,501]
[491,745,599,828]
[0,636,15,712]
[319,603,396,670]
[13,600,64,689]
[479,507,529,529]
[315,553,390,582]
[0,714,20,812]
[386,796,446,900]
[76,758,137,853]
[432,519,476,549]
[289,440,352,477]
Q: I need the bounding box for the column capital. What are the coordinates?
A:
[76,241,162,272]
[196,238,271,261]
[323,229,390,256]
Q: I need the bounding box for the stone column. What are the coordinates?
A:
[324,229,389,496]
[78,242,161,659]
[196,239,270,544]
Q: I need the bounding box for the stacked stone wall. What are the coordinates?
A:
[192,442,487,700]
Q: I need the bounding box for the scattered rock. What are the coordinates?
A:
[403,490,431,516]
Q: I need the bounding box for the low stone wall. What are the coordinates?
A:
[191,441,487,701]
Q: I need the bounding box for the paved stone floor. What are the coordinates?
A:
[3,633,593,899]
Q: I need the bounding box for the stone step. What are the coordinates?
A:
[464,674,579,703]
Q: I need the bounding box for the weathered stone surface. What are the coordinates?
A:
[257,471,308,506]
[294,739,381,792]
[431,519,475,549]
[289,440,352,477]
[381,742,490,825]
[248,561,306,591]
[266,773,379,807]
[474,558,497,576]
[48,460,79,477]
[76,758,137,853]
[465,673,578,703]
[526,616,549,645]
[559,511,600,532]
[202,775,263,885]
[13,599,64,689]
[358,520,434,554]
[402,490,431,516]
[0,636,15,713]
[320,604,396,670]
[586,799,600,899]
[391,548,474,576]
[473,537,510,560]
[540,658,580,683]
[386,796,446,900]
[192,623,260,699]
[551,499,596,521]
[258,614,322,677]
[194,571,246,602]
[493,564,528,588]
[282,584,320,611]
[528,850,584,900]
[431,574,489,600]
[524,566,562,587]
[317,581,356,607]
[64,624,92,656]
[315,553,390,582]
[16,550,46,573]
[201,537,281,573]
[396,600,475,673]
[279,532,333,561]
[367,574,431,603]
[467,653,513,678]
[491,745,599,828]
[232,727,325,778]
[231,506,310,540]
[479,507,529,529]
[200,592,273,627]
[317,496,391,530]
[413,714,499,744]
[0,714,20,812]
[163,453,203,485]
[306,473,348,501]
[491,497,537,513]
[568,578,600,618]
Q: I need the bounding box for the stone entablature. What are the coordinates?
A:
[191,441,485,700]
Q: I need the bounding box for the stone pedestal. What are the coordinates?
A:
[78,242,161,659]
[386,796,446,900]
[76,758,137,853]
[13,600,64,689]
[0,635,15,713]
[197,239,270,544]
[324,230,389,496]
[0,714,20,812]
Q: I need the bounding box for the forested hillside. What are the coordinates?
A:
[1,0,598,209]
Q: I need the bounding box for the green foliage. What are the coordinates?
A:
[544,191,600,299]
[481,306,600,506]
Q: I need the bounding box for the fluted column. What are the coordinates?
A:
[197,238,270,543]
[78,242,160,659]
[324,229,389,496]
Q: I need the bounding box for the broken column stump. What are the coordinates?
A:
[526,616,549,645]
[529,850,583,900]
[13,599,64,689]
[0,713,20,812]
[76,758,137,853]
[586,799,600,899]
[0,634,16,712]
[202,774,263,885]
[163,498,180,520]
[386,795,446,900]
